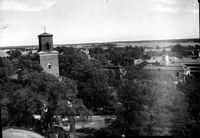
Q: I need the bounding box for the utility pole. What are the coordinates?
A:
[0,104,2,138]
[198,0,200,39]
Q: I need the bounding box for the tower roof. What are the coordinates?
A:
[38,50,59,55]
[38,32,53,37]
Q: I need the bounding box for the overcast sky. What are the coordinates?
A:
[0,0,199,47]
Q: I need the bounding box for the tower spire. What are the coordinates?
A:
[43,26,46,33]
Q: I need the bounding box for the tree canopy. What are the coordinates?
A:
[0,51,88,135]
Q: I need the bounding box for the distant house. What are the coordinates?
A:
[144,47,170,53]
[134,59,143,65]
[21,51,29,55]
[0,50,9,57]
[146,56,163,64]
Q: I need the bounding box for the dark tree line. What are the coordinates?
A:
[171,44,200,58]
[89,46,145,66]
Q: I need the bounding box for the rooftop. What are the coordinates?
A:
[179,58,200,64]
[143,63,184,71]
[38,32,53,37]
[38,50,58,54]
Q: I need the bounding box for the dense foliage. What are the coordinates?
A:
[171,44,200,58]
[55,47,115,114]
[1,45,200,137]
[104,46,144,66]
[0,52,88,135]
[172,80,200,137]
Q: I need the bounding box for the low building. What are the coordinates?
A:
[134,59,143,65]
[180,58,200,79]
[143,63,184,81]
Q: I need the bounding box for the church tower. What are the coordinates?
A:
[38,32,59,77]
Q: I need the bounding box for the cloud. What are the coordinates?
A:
[153,3,177,13]
[186,9,198,14]
[152,0,177,5]
[0,0,58,12]
[151,0,178,13]
[151,0,198,14]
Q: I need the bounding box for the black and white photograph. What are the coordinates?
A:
[0,0,200,138]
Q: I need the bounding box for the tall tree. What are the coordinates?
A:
[57,47,115,113]
[6,49,22,60]
[115,79,155,135]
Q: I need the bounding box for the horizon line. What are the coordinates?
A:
[0,37,199,49]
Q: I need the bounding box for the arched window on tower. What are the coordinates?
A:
[46,42,50,51]
[48,63,52,69]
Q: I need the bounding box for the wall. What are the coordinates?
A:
[39,53,59,77]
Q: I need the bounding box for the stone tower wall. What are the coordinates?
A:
[39,53,59,77]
